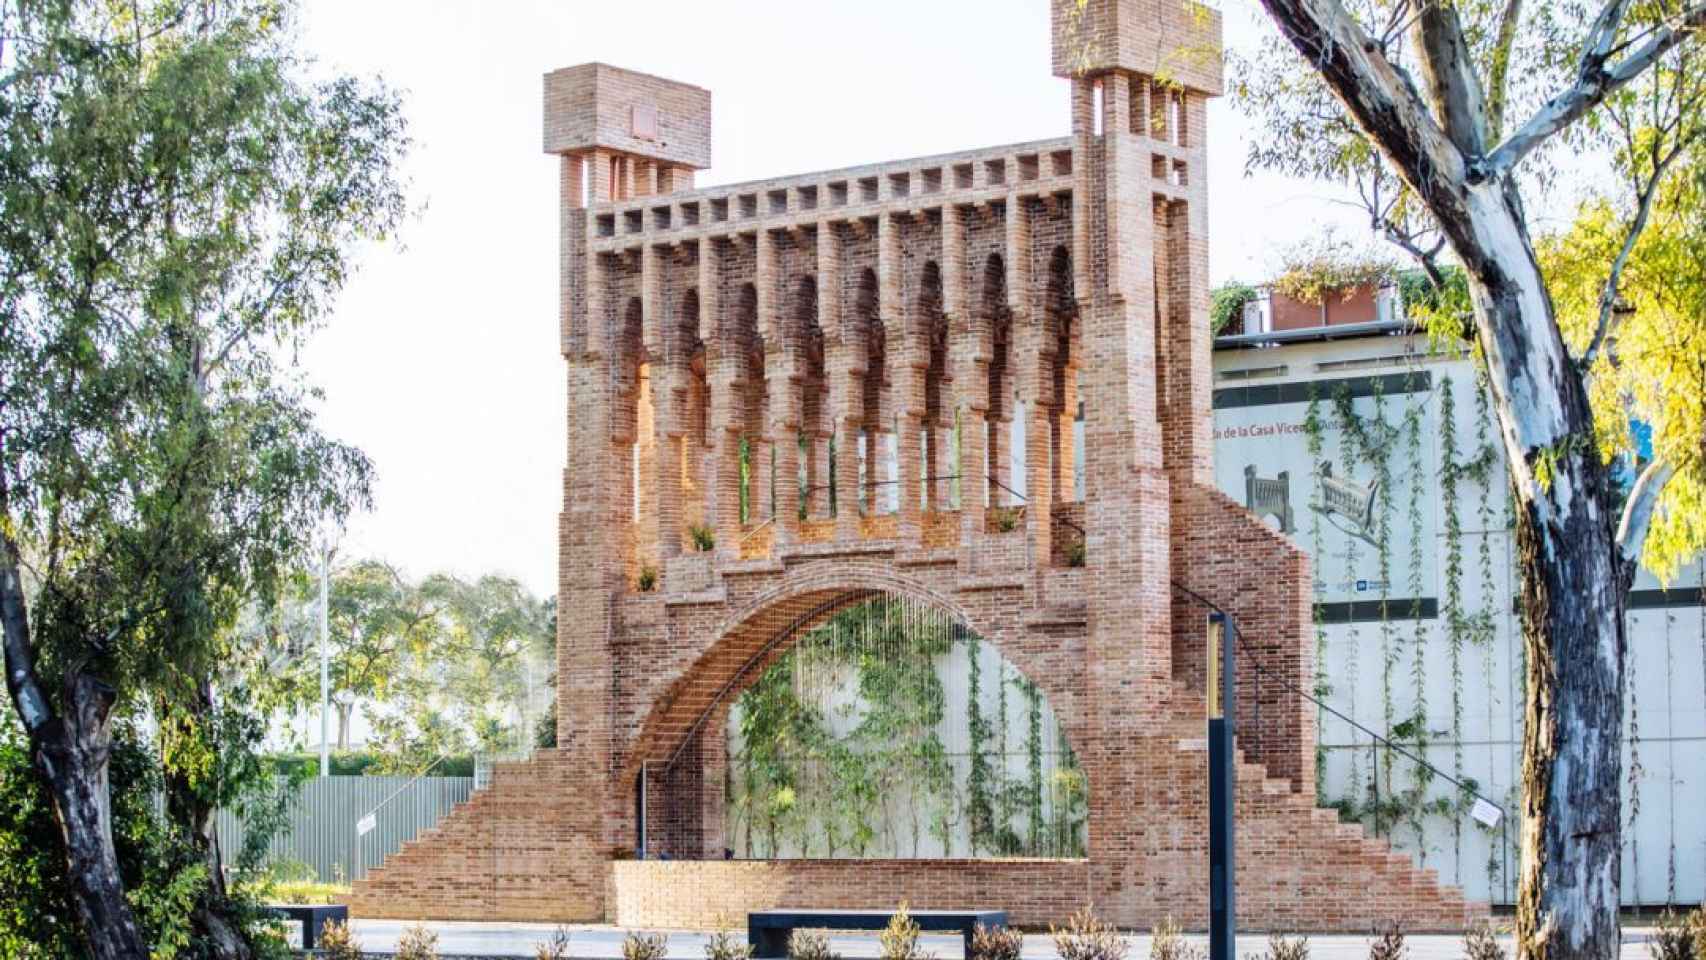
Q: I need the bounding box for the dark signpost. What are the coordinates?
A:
[1207,611,1237,960]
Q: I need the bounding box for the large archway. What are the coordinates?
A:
[641,590,1087,862]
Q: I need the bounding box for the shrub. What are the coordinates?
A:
[1052,906,1128,960]
[971,923,1024,960]
[707,928,755,960]
[1649,910,1694,960]
[689,523,717,552]
[1693,907,1706,960]
[637,565,659,592]
[1367,923,1405,960]
[1150,916,1204,960]
[397,923,440,960]
[318,919,363,960]
[881,903,931,960]
[537,926,573,960]
[625,931,670,960]
[789,929,840,960]
[1461,922,1505,960]
[1066,539,1086,568]
[1255,934,1309,960]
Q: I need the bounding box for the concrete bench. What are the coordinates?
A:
[263,903,347,951]
[747,908,1008,959]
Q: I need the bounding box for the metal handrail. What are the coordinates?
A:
[1168,581,1507,821]
[736,517,774,545]
[985,475,1087,538]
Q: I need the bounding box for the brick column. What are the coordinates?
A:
[881,212,923,542]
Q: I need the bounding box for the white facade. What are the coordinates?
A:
[1212,330,1705,907]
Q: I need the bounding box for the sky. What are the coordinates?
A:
[293,0,1405,598]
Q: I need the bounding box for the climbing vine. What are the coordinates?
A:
[726,598,1085,860]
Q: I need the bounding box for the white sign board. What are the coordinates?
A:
[356,813,377,837]
[1470,797,1503,829]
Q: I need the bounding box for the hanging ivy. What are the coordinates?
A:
[965,635,994,853]
[1304,386,1331,804]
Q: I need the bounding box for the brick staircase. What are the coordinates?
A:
[348,691,1486,929]
[1152,681,1486,930]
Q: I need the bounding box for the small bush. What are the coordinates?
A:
[707,928,755,960]
[789,928,841,960]
[881,903,932,960]
[1692,907,1706,960]
[1461,921,1505,960]
[637,565,659,592]
[1150,916,1204,960]
[625,931,670,960]
[689,523,717,552]
[396,922,440,960]
[1052,906,1128,960]
[537,926,573,960]
[1367,923,1405,960]
[265,879,348,904]
[318,919,362,960]
[1066,540,1086,568]
[1649,910,1695,960]
[1255,934,1309,960]
[971,923,1024,960]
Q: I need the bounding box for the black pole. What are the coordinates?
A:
[636,767,648,860]
[1208,611,1236,960]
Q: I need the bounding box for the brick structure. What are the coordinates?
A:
[349,2,1485,931]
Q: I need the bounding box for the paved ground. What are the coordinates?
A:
[333,922,1665,960]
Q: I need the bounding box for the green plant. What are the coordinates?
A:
[1210,282,1258,334]
[1149,916,1204,960]
[996,508,1021,533]
[1367,923,1405,960]
[1648,910,1694,960]
[625,931,670,960]
[1270,235,1395,306]
[397,923,441,960]
[1051,906,1128,960]
[637,565,659,592]
[1066,539,1087,567]
[1462,922,1505,960]
[789,929,840,960]
[971,923,1024,960]
[880,903,931,960]
[318,919,364,960]
[537,926,574,960]
[689,523,717,552]
[707,929,755,960]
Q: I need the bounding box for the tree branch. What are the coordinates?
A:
[1616,458,1675,567]
[1482,3,1706,181]
[1412,0,1489,156]
[1580,143,1684,367]
[1486,0,1526,141]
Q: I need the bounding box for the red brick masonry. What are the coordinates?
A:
[349,0,1485,932]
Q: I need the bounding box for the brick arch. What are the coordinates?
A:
[622,564,1080,788]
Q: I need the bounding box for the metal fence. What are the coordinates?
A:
[215,775,473,883]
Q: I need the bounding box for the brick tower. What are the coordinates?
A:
[348,4,1485,930]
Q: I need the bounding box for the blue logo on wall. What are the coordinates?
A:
[1356,580,1368,592]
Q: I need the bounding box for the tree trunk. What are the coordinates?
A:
[39,673,152,960]
[3,547,149,960]
[162,684,257,960]
[336,701,352,751]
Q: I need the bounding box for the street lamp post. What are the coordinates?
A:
[319,539,330,777]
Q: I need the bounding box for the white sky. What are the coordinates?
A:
[294,0,1392,598]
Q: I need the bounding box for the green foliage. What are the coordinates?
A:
[1050,907,1127,960]
[1270,236,1395,307]
[1646,909,1699,960]
[1066,539,1087,568]
[396,923,440,960]
[1210,282,1257,335]
[638,565,659,592]
[689,523,717,552]
[880,903,931,960]
[623,931,669,960]
[0,722,197,958]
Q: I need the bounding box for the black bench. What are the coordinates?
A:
[263,903,348,951]
[747,909,1008,959]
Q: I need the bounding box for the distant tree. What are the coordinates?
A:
[0,1,408,956]
[1239,1,1706,956]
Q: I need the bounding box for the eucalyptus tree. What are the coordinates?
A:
[1236,1,1706,956]
[0,1,408,956]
